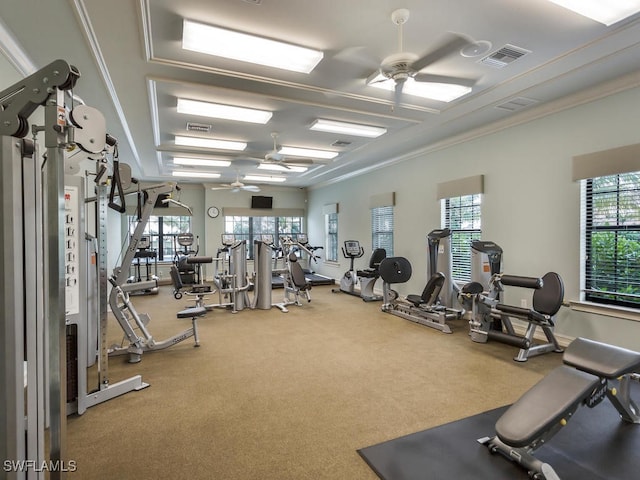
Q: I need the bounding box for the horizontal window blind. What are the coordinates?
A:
[584,172,640,308]
[325,212,338,262]
[372,206,394,257]
[444,194,482,282]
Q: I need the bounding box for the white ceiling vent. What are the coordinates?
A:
[186,122,212,133]
[495,96,539,112]
[480,44,530,68]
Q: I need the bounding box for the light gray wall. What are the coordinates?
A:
[307,85,640,350]
[204,185,307,257]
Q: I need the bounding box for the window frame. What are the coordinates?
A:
[371,205,394,257]
[325,212,338,262]
[442,194,482,283]
[127,215,192,262]
[223,215,304,259]
[583,172,640,309]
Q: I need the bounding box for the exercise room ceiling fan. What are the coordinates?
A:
[363,8,476,105]
[211,173,261,193]
[262,132,315,169]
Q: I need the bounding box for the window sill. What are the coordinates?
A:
[569,300,640,322]
[323,261,341,268]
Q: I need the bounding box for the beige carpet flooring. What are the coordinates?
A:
[66,283,562,479]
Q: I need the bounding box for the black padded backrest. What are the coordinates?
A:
[170,265,183,289]
[421,272,445,305]
[533,272,564,316]
[369,248,387,269]
[461,282,484,295]
[289,253,309,288]
[379,257,412,284]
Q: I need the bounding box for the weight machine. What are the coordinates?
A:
[277,236,313,306]
[462,271,565,362]
[109,180,202,363]
[379,230,464,333]
[185,234,252,313]
[252,234,291,312]
[0,59,104,478]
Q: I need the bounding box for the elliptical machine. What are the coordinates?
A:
[332,240,386,302]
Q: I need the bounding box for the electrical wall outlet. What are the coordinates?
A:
[520,298,527,308]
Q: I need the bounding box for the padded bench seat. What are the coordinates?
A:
[186,256,213,264]
[176,306,207,319]
[495,365,600,448]
[564,337,640,378]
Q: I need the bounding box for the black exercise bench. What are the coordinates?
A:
[480,337,640,479]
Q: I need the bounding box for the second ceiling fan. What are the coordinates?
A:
[364,8,476,105]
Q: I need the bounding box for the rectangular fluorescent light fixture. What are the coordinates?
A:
[172,171,221,178]
[182,19,323,73]
[175,135,246,151]
[177,98,272,124]
[370,78,471,102]
[244,175,287,183]
[258,164,308,173]
[278,146,339,160]
[173,157,231,167]
[310,119,387,138]
[548,0,640,25]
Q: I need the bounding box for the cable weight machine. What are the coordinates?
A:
[0,59,102,479]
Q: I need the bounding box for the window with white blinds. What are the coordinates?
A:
[584,172,640,308]
[325,212,338,262]
[443,194,482,282]
[372,206,394,256]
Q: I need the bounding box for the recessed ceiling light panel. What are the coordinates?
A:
[182,19,323,73]
[244,174,287,183]
[175,135,247,151]
[548,0,640,25]
[173,157,231,167]
[177,98,272,124]
[310,119,387,138]
[172,171,221,178]
[370,78,471,102]
[278,146,339,159]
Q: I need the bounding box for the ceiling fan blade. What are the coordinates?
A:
[285,158,315,166]
[366,68,389,86]
[242,185,261,192]
[413,73,475,87]
[211,184,232,191]
[409,33,471,72]
[333,46,381,70]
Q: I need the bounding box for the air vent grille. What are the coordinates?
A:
[495,97,539,112]
[481,44,530,69]
[186,122,212,133]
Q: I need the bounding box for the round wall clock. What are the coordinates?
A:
[207,206,220,218]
